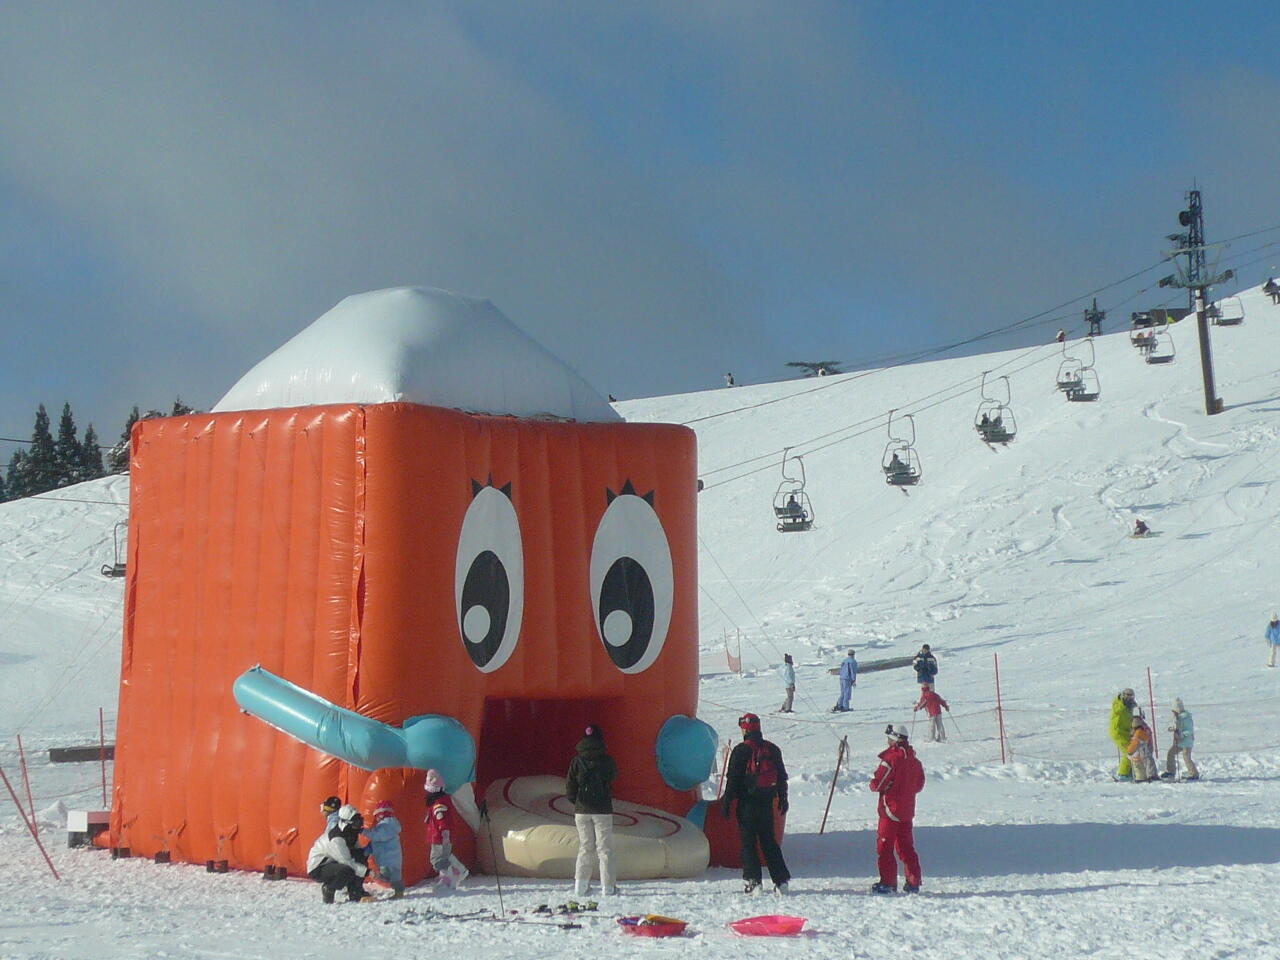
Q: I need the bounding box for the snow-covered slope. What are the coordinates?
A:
[4,285,1280,959]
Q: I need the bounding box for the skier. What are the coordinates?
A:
[721,713,791,895]
[1267,614,1280,668]
[320,795,341,831]
[724,372,735,387]
[779,654,796,713]
[565,723,618,897]
[1161,698,1199,781]
[362,799,404,898]
[913,687,950,742]
[424,769,469,891]
[1264,277,1280,305]
[1127,712,1157,782]
[912,644,938,690]
[306,804,372,903]
[1134,518,1150,537]
[831,649,858,712]
[870,724,925,894]
[1109,688,1137,780]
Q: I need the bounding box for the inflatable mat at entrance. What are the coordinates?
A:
[477,776,709,879]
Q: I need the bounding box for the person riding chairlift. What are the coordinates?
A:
[785,493,803,517]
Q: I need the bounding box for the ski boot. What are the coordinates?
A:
[903,883,920,894]
[743,880,762,895]
[870,882,896,894]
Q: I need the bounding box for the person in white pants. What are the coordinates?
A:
[565,723,618,897]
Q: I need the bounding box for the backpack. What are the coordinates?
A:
[746,740,780,791]
[576,758,611,808]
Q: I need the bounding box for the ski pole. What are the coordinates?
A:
[947,710,961,739]
[480,800,505,917]
[910,712,917,738]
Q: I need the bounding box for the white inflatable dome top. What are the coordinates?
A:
[212,286,621,423]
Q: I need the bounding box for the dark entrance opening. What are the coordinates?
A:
[475,697,623,791]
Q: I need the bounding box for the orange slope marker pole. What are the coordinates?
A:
[16,735,38,838]
[818,735,848,835]
[0,764,60,879]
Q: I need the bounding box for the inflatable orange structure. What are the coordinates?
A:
[110,288,723,884]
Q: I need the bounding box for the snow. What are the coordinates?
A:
[5,284,1280,958]
[212,286,620,423]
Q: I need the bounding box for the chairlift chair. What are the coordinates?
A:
[772,449,814,532]
[881,410,921,486]
[1145,330,1175,365]
[1214,296,1245,326]
[975,373,1017,444]
[1056,358,1085,392]
[1065,367,1101,402]
[101,520,127,578]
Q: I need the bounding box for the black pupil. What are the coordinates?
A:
[460,550,509,667]
[599,556,654,670]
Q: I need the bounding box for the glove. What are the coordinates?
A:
[777,797,789,815]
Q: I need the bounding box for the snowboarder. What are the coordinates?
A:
[831,649,858,712]
[1127,712,1156,782]
[306,804,372,903]
[721,713,791,895]
[912,645,938,690]
[1267,614,1280,668]
[320,795,341,831]
[424,769,469,891]
[1264,277,1280,305]
[565,723,618,897]
[913,687,950,742]
[362,800,404,898]
[870,724,925,894]
[1161,698,1199,781]
[1134,518,1150,537]
[724,372,735,387]
[779,654,796,713]
[1110,688,1137,780]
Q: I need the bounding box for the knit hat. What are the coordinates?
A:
[1172,697,1184,713]
[372,800,395,823]
[738,712,761,733]
[424,769,445,793]
[583,723,605,741]
[1121,688,1135,699]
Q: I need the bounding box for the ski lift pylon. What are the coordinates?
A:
[772,448,814,532]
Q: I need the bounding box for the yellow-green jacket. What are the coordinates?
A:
[1109,697,1133,747]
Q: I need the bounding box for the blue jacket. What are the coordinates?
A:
[1268,621,1280,645]
[362,815,403,873]
[781,662,796,686]
[1171,710,1194,750]
[839,655,858,684]
[913,652,938,684]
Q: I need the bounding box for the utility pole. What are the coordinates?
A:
[1159,188,1233,415]
[1084,298,1104,337]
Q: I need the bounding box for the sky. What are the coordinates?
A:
[2,0,1279,447]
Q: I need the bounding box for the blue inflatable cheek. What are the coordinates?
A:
[655,714,718,790]
[403,715,476,790]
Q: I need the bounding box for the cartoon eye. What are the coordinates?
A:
[589,488,674,674]
[455,483,524,672]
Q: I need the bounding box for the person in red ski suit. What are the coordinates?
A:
[424,768,468,890]
[913,688,950,742]
[869,724,926,893]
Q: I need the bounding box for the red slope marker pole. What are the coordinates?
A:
[16,735,37,838]
[99,708,108,808]
[1146,667,1159,755]
[0,763,60,879]
[994,653,1008,764]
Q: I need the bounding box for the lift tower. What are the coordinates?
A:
[1159,188,1234,415]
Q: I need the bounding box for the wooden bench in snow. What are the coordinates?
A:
[858,656,914,674]
[48,745,114,763]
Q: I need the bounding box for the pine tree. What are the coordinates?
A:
[25,405,59,495]
[53,402,83,486]
[171,398,195,416]
[107,406,140,475]
[80,425,105,481]
[0,465,7,502]
[6,449,29,499]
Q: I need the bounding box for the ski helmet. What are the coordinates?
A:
[738,712,761,733]
[336,804,362,829]
[885,723,909,742]
[320,795,341,814]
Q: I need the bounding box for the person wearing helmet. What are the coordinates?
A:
[721,713,791,895]
[1127,711,1156,782]
[870,724,925,894]
[425,769,469,890]
[306,804,372,903]
[362,800,404,898]
[320,795,342,832]
[1110,689,1138,780]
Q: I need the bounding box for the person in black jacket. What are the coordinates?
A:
[721,712,791,895]
[565,723,618,897]
[912,645,938,690]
